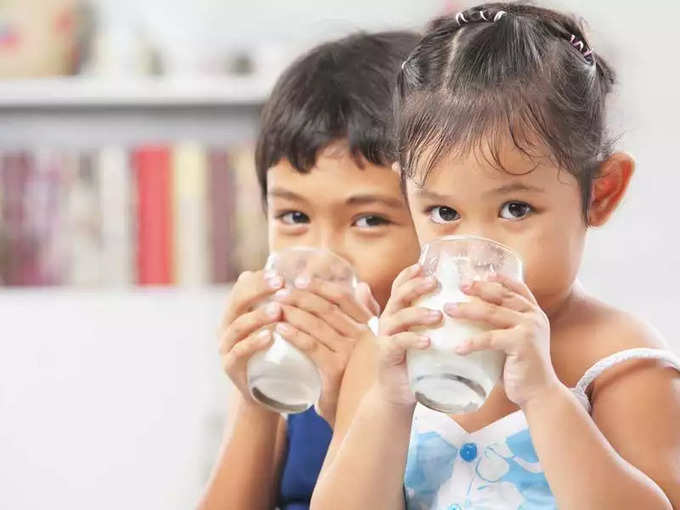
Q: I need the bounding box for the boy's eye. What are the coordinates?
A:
[499,202,533,220]
[427,206,460,224]
[354,215,390,228]
[279,211,310,224]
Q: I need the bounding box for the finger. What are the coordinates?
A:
[272,288,361,338]
[391,263,423,292]
[378,332,430,365]
[274,322,318,353]
[489,273,537,305]
[461,280,533,312]
[280,305,346,353]
[219,302,282,353]
[222,329,274,372]
[357,281,381,317]
[444,299,522,329]
[455,329,510,355]
[223,270,285,323]
[380,307,443,336]
[294,277,372,324]
[383,275,438,315]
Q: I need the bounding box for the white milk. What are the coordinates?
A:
[247,330,321,413]
[408,261,505,413]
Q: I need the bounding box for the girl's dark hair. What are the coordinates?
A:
[396,3,616,221]
[255,30,420,202]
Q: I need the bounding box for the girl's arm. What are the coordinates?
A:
[197,392,287,510]
[524,355,679,510]
[312,384,414,510]
[453,276,680,510]
[312,264,441,510]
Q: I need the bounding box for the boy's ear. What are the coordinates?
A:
[588,152,635,227]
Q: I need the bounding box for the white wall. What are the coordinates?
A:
[0,289,231,510]
[1,2,679,510]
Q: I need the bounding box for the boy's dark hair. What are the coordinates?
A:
[396,3,616,222]
[255,30,420,202]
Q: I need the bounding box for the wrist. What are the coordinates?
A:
[368,383,416,419]
[520,377,569,415]
[235,393,282,424]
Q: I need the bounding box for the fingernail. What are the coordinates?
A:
[265,303,281,317]
[273,288,290,300]
[276,323,293,336]
[267,276,284,289]
[420,277,436,290]
[461,283,473,292]
[444,303,460,315]
[427,310,442,321]
[455,343,468,354]
[257,329,272,341]
[294,275,310,289]
[417,335,431,347]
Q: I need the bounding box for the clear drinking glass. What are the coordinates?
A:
[246,247,357,413]
[408,235,523,413]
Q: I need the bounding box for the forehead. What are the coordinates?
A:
[408,140,578,196]
[268,147,404,203]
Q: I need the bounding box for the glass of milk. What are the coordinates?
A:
[407,235,523,413]
[246,247,357,413]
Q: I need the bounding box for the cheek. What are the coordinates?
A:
[268,225,300,253]
[409,209,436,246]
[350,237,420,310]
[517,222,585,306]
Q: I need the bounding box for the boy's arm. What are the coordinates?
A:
[197,391,287,510]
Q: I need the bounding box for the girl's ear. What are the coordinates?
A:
[391,162,401,174]
[588,152,635,227]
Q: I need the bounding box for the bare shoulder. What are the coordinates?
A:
[551,293,673,388]
[563,298,680,504]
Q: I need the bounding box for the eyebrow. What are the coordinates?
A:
[484,183,545,196]
[268,188,309,203]
[414,189,455,201]
[269,188,405,209]
[345,194,405,209]
[414,184,544,201]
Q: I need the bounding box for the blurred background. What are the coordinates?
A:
[0,1,677,509]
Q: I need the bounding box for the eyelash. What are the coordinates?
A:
[353,215,391,228]
[276,211,309,225]
[275,211,392,228]
[424,201,535,223]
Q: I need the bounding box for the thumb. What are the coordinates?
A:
[356,281,381,318]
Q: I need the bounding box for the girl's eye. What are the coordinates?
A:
[428,206,460,224]
[499,202,533,220]
[354,215,390,228]
[279,211,310,225]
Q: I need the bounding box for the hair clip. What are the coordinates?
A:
[455,12,468,25]
[569,34,595,63]
[493,10,506,22]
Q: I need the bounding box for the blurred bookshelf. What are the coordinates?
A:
[0,77,272,289]
[0,75,272,107]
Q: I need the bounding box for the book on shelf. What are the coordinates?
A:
[98,146,134,286]
[172,141,209,287]
[0,142,267,288]
[134,144,173,286]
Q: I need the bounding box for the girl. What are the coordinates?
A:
[197,31,421,510]
[312,4,680,509]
